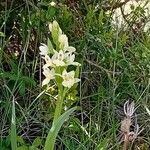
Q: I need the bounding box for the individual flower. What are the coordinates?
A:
[50,1,56,6]
[42,68,55,86]
[62,69,80,88]
[58,34,76,53]
[65,52,81,66]
[59,34,68,49]
[52,50,65,66]
[39,44,49,56]
[43,55,53,68]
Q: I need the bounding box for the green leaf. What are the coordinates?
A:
[46,6,56,20]
[19,82,26,96]
[17,146,29,150]
[20,76,36,86]
[44,106,78,150]
[11,98,17,150]
[0,71,18,80]
[29,146,38,150]
[96,138,109,150]
[0,32,4,37]
[47,38,54,54]
[98,10,104,24]
[0,71,36,87]
[17,136,25,145]
[75,65,80,78]
[32,137,42,147]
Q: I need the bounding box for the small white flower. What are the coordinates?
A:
[43,55,53,68]
[58,34,76,53]
[39,44,49,56]
[52,50,65,66]
[59,34,68,49]
[42,68,55,86]
[50,1,56,6]
[65,53,81,66]
[62,69,80,88]
[65,53,75,65]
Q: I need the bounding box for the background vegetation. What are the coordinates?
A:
[0,0,150,149]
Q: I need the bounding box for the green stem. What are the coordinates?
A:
[53,86,64,123]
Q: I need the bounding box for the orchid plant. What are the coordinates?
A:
[39,21,80,150]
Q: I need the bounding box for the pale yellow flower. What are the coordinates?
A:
[52,50,65,66]
[62,70,80,88]
[58,34,76,53]
[59,34,68,49]
[65,52,81,66]
[43,55,53,68]
[42,68,55,86]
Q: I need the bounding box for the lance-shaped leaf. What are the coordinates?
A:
[44,106,78,150]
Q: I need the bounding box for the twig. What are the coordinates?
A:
[85,59,121,75]
[103,0,131,11]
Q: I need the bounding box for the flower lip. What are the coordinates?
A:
[52,50,65,66]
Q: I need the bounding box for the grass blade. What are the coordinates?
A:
[11,97,17,150]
